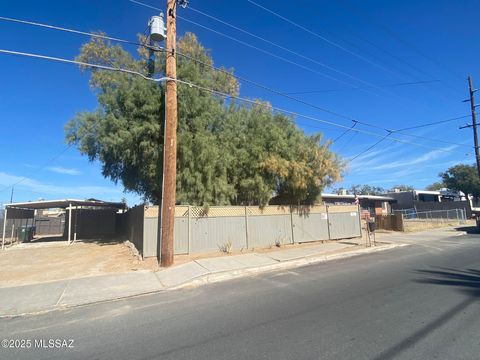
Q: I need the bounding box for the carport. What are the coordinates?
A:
[2,199,125,249]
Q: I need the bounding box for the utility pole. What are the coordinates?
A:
[460,76,480,178]
[9,187,13,204]
[160,0,178,267]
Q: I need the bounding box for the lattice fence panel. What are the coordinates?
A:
[327,205,359,213]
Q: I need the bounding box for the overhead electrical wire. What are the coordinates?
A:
[180,2,465,119]
[175,51,471,148]
[185,5,388,93]
[338,0,464,83]
[245,0,404,78]
[336,132,359,152]
[349,133,393,161]
[0,49,170,82]
[245,0,465,103]
[0,145,74,195]
[176,16,375,92]
[0,47,473,159]
[332,122,358,143]
[0,16,161,51]
[173,78,471,155]
[128,0,386,94]
[1,45,466,155]
[0,14,471,150]
[285,80,442,95]
[396,115,472,131]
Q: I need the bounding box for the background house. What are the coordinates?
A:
[321,192,396,217]
[385,189,472,218]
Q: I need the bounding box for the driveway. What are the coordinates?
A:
[0,239,156,287]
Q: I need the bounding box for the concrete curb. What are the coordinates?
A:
[171,243,407,290]
[0,243,407,318]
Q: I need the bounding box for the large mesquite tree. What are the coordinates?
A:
[66,32,343,206]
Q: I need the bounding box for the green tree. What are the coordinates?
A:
[440,164,480,197]
[425,182,444,191]
[349,184,385,195]
[66,33,343,206]
[390,184,415,192]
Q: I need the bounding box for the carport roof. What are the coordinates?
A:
[5,199,126,210]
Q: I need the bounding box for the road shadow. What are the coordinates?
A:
[414,267,480,297]
[372,267,480,360]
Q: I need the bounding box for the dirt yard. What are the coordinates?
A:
[0,239,158,287]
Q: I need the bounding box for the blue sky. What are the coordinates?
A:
[0,0,478,206]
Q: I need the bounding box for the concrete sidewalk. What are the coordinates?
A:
[0,240,402,317]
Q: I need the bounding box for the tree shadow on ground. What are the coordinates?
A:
[371,267,480,360]
[452,225,480,234]
[414,267,480,297]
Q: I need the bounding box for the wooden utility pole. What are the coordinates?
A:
[160,0,178,267]
[468,76,480,178]
[462,76,480,178]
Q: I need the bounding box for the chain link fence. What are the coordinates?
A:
[394,208,467,222]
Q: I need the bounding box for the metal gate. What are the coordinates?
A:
[291,206,330,243]
[327,205,361,240]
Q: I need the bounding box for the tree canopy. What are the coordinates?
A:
[390,184,415,192]
[349,184,385,195]
[65,33,343,206]
[440,164,480,197]
[425,182,444,191]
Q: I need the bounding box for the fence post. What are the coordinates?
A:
[290,206,295,244]
[326,205,331,240]
[357,204,362,237]
[244,206,249,249]
[2,207,7,250]
[188,205,191,254]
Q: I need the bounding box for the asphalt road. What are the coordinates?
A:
[2,229,480,360]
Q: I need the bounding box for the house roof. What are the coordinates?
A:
[5,199,126,210]
[387,190,440,196]
[321,193,396,202]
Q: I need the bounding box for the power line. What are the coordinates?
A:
[176,15,375,91]
[0,16,160,51]
[129,0,160,11]
[0,14,374,131]
[339,0,464,83]
[183,4,466,121]
[1,15,470,151]
[396,115,471,131]
[349,133,393,161]
[0,49,169,82]
[0,46,471,159]
[284,80,442,95]
[245,0,404,78]
[173,77,470,154]
[332,122,358,143]
[336,131,359,152]
[129,0,384,92]
[174,46,472,148]
[185,5,388,93]
[0,145,74,195]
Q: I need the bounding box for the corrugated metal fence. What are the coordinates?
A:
[123,204,361,258]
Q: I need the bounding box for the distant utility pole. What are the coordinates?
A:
[160,0,178,267]
[460,76,480,178]
[9,187,13,204]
